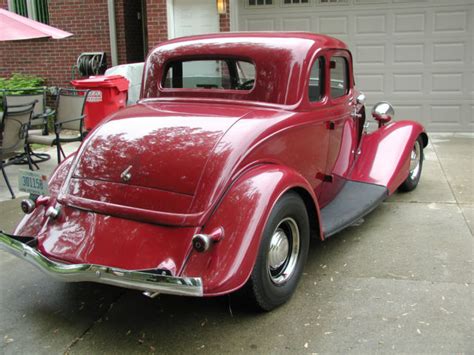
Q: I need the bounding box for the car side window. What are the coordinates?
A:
[330,56,349,99]
[308,57,324,102]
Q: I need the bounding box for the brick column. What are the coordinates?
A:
[219,0,231,32]
[146,0,168,52]
[115,0,127,64]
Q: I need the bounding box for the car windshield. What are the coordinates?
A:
[162,58,256,91]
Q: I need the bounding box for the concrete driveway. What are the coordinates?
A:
[0,134,472,354]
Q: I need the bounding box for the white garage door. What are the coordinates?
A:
[237,0,474,132]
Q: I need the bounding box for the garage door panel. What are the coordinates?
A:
[471,38,474,65]
[433,43,466,64]
[395,105,423,121]
[431,73,463,94]
[238,0,473,131]
[393,74,423,94]
[431,105,462,125]
[320,16,349,35]
[393,43,425,64]
[394,13,426,34]
[356,74,385,94]
[469,105,474,127]
[282,17,312,31]
[433,10,468,33]
[245,17,277,30]
[355,14,387,34]
[355,45,385,64]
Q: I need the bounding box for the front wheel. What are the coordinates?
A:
[398,136,424,192]
[242,191,310,311]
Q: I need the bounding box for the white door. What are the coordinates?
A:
[237,0,474,132]
[171,0,220,38]
[170,0,220,81]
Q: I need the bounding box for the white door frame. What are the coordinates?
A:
[166,0,175,39]
[229,0,239,31]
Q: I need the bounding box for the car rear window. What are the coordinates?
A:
[162,59,256,91]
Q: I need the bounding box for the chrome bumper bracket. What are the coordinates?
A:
[0,232,203,297]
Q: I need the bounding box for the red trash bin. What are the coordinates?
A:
[71,75,129,131]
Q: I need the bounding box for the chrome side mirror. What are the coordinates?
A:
[372,101,394,127]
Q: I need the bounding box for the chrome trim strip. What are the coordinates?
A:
[0,232,203,297]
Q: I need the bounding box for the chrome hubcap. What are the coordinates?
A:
[269,229,289,270]
[267,217,300,285]
[409,141,421,179]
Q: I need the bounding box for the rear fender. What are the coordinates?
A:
[350,120,428,194]
[181,164,321,296]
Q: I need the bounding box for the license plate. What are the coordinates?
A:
[18,170,49,196]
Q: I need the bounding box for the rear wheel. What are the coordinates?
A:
[399,136,424,192]
[242,191,310,311]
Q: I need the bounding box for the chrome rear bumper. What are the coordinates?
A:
[0,232,203,297]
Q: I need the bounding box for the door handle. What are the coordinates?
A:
[351,110,362,119]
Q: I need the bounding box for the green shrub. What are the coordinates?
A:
[0,73,45,91]
[0,73,46,110]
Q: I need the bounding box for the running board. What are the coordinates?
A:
[321,181,388,238]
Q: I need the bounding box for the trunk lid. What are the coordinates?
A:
[73,102,248,195]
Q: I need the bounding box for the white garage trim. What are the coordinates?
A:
[166,0,175,39]
[230,0,240,31]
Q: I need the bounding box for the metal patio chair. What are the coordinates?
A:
[1,87,53,135]
[28,88,90,164]
[0,101,36,199]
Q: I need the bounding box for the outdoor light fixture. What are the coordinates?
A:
[217,0,226,14]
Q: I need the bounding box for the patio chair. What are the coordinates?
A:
[0,101,37,199]
[1,87,53,135]
[1,90,52,167]
[28,88,90,164]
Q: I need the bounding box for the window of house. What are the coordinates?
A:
[318,0,348,4]
[308,57,324,102]
[162,59,256,91]
[9,0,50,24]
[248,0,273,6]
[329,56,349,98]
[283,0,310,4]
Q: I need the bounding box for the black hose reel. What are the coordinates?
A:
[72,52,107,79]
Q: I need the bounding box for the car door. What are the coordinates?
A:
[306,54,332,200]
[319,50,358,207]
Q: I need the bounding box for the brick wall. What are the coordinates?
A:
[0,0,112,88]
[145,0,168,52]
[219,0,231,32]
[115,0,127,64]
[0,0,232,86]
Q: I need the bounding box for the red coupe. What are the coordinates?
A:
[1,33,427,311]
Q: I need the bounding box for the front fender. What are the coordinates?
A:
[350,120,428,194]
[181,164,321,296]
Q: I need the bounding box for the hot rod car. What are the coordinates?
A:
[0,33,427,311]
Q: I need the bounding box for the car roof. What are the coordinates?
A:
[143,32,349,106]
[156,31,348,52]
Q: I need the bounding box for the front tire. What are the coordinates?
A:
[243,191,310,311]
[398,136,424,192]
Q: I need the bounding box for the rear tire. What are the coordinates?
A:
[398,136,424,192]
[242,191,310,311]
